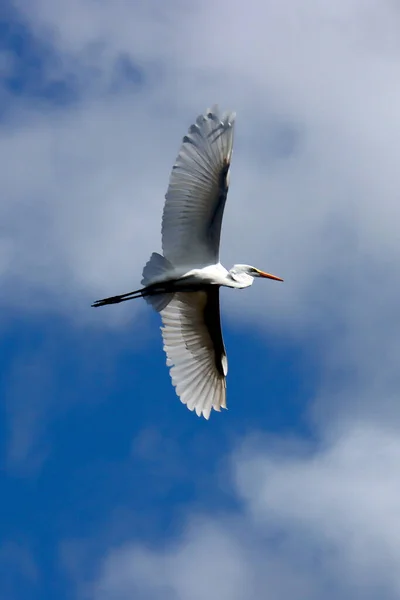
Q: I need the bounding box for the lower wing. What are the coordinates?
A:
[160,288,228,419]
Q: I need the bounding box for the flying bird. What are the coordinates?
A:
[92,106,283,419]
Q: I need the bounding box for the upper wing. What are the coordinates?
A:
[161,106,235,267]
[160,288,228,419]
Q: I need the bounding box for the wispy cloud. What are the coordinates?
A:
[2,0,400,334]
[5,345,53,474]
[90,423,400,600]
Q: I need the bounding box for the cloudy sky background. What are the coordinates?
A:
[2,0,400,598]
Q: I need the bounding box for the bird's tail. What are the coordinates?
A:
[92,253,174,312]
[141,252,174,312]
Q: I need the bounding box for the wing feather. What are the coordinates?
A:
[162,106,235,267]
[160,289,228,419]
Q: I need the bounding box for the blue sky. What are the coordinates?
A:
[3,1,400,599]
[1,309,314,599]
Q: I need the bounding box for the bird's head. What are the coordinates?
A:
[229,264,284,286]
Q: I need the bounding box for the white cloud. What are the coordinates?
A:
[90,424,400,600]
[0,98,176,319]
[3,0,400,334]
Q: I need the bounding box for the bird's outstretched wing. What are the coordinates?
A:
[160,288,228,419]
[162,106,235,267]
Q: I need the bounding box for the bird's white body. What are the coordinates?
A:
[160,263,253,289]
[180,263,232,286]
[93,106,283,419]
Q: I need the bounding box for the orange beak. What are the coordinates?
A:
[256,269,284,282]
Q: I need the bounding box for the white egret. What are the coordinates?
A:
[92,106,283,419]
